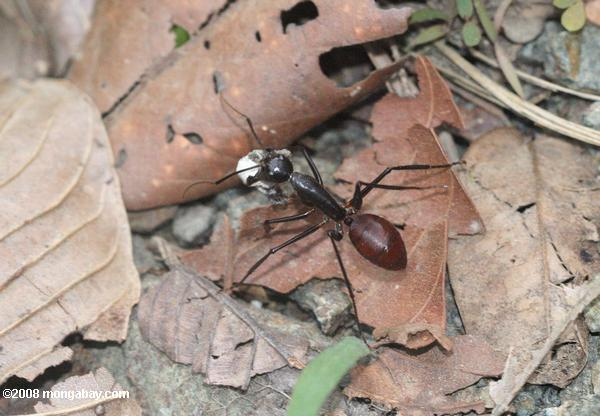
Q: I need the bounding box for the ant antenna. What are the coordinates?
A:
[181,164,260,198]
[219,93,265,148]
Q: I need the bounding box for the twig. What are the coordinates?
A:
[447,83,510,124]
[469,49,600,101]
[435,42,600,146]
[493,0,514,31]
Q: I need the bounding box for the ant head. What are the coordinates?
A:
[265,154,293,183]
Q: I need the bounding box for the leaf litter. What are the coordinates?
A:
[447,128,600,413]
[70,0,415,210]
[177,56,504,412]
[0,79,139,384]
[138,239,310,390]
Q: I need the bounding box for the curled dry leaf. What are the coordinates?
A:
[71,0,415,210]
[33,367,141,415]
[137,260,309,390]
[0,79,139,384]
[447,129,600,399]
[344,335,504,415]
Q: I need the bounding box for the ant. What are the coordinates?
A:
[185,95,460,343]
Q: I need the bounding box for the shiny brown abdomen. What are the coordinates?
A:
[348,214,407,270]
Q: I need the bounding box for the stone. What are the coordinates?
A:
[290,279,351,335]
[537,395,600,416]
[512,384,561,416]
[171,203,217,246]
[128,205,177,234]
[131,235,160,275]
[582,102,600,131]
[520,22,600,93]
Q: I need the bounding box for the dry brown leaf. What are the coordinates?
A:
[344,335,504,415]
[0,0,94,79]
[138,259,309,390]
[33,367,141,415]
[490,275,600,415]
[69,0,225,113]
[448,129,600,396]
[0,79,139,384]
[71,0,415,210]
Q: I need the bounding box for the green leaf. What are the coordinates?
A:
[553,0,577,9]
[410,8,448,24]
[408,24,449,49]
[473,0,497,42]
[456,0,474,19]
[561,0,586,32]
[170,24,190,48]
[462,21,482,46]
[287,337,370,416]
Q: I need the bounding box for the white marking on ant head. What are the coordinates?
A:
[236,149,292,196]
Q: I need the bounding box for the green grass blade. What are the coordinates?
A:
[410,8,448,24]
[287,337,370,416]
[408,24,449,49]
[473,0,497,42]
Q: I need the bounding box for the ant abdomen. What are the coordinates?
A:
[349,214,407,270]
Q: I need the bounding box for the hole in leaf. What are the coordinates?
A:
[204,40,211,50]
[319,44,375,87]
[281,1,319,34]
[166,124,175,143]
[115,148,127,168]
[580,249,593,263]
[255,31,262,42]
[212,70,224,94]
[183,132,203,144]
[170,24,190,48]
[374,0,406,9]
[516,202,535,213]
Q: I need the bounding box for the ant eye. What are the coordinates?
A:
[267,156,293,183]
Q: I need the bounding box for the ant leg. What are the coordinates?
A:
[182,164,260,198]
[328,230,367,344]
[360,161,462,200]
[238,219,327,285]
[219,93,264,148]
[350,181,448,210]
[291,145,323,185]
[264,208,315,225]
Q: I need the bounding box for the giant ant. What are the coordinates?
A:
[185,95,459,342]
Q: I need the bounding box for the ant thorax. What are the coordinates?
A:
[236,149,293,204]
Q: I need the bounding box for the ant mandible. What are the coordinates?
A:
[184,94,459,342]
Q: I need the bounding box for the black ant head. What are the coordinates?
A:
[265,154,293,183]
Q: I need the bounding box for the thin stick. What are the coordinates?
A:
[469,49,600,101]
[436,42,600,146]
